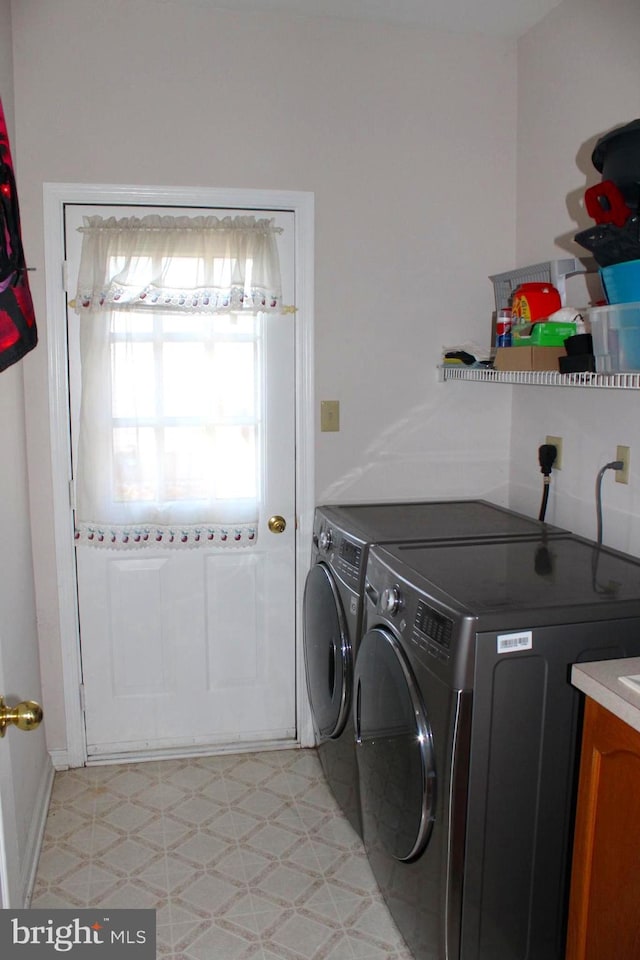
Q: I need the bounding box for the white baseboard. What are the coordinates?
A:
[49,739,319,770]
[23,758,55,907]
[85,738,303,766]
[48,749,70,771]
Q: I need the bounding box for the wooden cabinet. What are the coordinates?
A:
[566,697,640,960]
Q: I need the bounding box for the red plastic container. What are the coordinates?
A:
[511,282,561,322]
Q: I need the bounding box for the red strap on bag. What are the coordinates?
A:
[0,97,37,373]
[584,180,633,228]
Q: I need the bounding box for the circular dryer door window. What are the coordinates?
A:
[354,626,436,862]
[303,562,352,739]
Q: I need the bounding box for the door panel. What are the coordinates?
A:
[206,552,262,686]
[108,557,169,695]
[0,367,52,905]
[65,205,297,758]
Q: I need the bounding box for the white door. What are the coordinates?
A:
[0,637,46,907]
[0,365,51,906]
[65,205,298,760]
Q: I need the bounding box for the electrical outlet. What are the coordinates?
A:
[545,435,563,470]
[616,445,630,484]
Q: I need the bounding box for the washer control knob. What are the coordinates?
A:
[318,529,333,553]
[381,586,402,616]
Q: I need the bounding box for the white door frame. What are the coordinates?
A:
[43,182,315,768]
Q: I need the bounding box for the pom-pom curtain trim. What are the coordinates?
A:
[75,214,283,315]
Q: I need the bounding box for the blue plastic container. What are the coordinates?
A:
[600,258,640,303]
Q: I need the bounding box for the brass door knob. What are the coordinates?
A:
[0,696,43,738]
[268,515,287,534]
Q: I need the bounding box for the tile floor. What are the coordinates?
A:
[32,748,413,960]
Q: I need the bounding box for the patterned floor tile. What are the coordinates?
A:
[264,908,342,958]
[30,885,89,908]
[172,872,250,919]
[34,748,410,960]
[183,926,264,960]
[43,806,93,841]
[100,800,160,833]
[33,844,88,883]
[170,830,236,868]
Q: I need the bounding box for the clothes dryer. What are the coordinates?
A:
[355,534,640,960]
[302,500,568,837]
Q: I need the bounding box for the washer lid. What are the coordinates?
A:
[320,499,567,543]
[376,535,640,622]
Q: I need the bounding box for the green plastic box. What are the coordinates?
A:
[511,321,577,347]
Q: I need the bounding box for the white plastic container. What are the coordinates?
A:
[589,301,640,372]
[489,258,585,314]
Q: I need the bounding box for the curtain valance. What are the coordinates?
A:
[75,214,283,314]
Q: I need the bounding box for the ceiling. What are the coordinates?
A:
[198,0,565,38]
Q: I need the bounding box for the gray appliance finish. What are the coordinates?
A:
[355,534,640,960]
[302,500,569,837]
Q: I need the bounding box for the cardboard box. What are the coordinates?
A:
[494,346,565,372]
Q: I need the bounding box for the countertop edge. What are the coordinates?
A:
[572,657,640,734]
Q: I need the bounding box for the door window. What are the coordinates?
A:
[303,562,351,739]
[355,627,436,861]
[72,214,282,547]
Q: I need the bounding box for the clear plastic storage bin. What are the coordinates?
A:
[589,301,640,372]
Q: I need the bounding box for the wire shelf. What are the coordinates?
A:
[439,365,640,389]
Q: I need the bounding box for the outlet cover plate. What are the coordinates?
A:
[545,435,563,470]
[616,445,630,484]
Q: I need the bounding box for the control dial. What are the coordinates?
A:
[318,528,333,553]
[380,586,402,616]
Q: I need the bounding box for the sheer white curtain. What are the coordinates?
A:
[73,214,282,548]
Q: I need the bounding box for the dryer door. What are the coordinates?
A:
[354,626,436,862]
[303,562,352,740]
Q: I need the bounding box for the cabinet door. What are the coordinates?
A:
[566,698,640,960]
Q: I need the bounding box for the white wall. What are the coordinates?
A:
[511,0,640,554]
[0,0,13,135]
[11,0,518,751]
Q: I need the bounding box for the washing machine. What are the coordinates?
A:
[355,534,640,960]
[302,500,569,837]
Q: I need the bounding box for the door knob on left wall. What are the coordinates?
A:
[0,696,43,737]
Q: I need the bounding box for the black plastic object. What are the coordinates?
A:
[574,217,640,267]
[538,444,557,477]
[592,120,640,210]
[444,350,476,365]
[562,329,594,373]
[559,354,596,373]
[564,332,593,356]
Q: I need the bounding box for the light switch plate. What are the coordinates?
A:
[321,400,340,432]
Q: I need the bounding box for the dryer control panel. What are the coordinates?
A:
[335,537,363,588]
[363,548,467,687]
[312,510,368,593]
[412,600,453,662]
